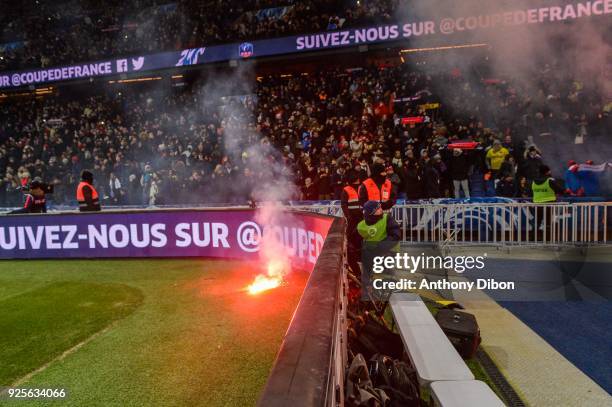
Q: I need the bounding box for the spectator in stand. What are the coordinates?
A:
[448,148,471,199]
[498,155,517,180]
[516,176,531,199]
[317,163,332,200]
[301,177,318,201]
[386,165,402,199]
[496,175,516,197]
[0,0,399,71]
[423,154,442,198]
[331,164,346,200]
[141,165,154,205]
[126,174,142,205]
[485,140,509,178]
[401,160,422,200]
[520,146,544,183]
[502,134,520,162]
[108,172,124,204]
[0,60,606,207]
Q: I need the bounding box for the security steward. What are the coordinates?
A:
[341,170,363,277]
[358,162,396,210]
[531,165,564,236]
[532,165,564,204]
[9,178,47,214]
[357,200,401,299]
[357,200,401,244]
[77,170,101,212]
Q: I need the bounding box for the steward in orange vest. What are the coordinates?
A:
[341,170,363,277]
[358,163,396,210]
[341,170,362,223]
[76,170,101,212]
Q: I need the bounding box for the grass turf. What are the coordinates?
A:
[0,259,308,406]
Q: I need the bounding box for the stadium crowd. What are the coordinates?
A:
[0,0,396,71]
[0,57,609,208]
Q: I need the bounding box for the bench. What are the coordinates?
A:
[390,292,474,385]
[390,293,505,406]
[430,380,505,407]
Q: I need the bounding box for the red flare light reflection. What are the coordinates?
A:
[246,259,287,295]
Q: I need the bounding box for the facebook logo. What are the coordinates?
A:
[116,59,128,73]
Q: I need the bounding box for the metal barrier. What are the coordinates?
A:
[392,202,611,246]
[293,202,611,246]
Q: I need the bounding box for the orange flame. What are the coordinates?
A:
[246,260,287,295]
[247,274,282,295]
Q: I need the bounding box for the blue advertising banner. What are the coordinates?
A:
[1,0,608,89]
[0,209,333,268]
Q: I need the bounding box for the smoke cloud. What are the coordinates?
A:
[192,61,301,284]
[395,0,611,173]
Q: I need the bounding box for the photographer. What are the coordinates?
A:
[9,178,47,214]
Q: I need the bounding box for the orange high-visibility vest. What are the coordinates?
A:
[76,181,99,208]
[362,178,392,202]
[343,185,360,210]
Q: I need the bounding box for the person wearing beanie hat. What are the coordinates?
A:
[77,169,101,212]
[341,169,364,277]
[357,200,400,243]
[358,161,396,209]
[341,170,362,221]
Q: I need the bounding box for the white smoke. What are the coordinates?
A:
[394,0,611,170]
[194,61,300,285]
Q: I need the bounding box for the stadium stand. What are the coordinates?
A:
[1,56,609,208]
[0,0,397,70]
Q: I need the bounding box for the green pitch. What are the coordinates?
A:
[0,259,307,406]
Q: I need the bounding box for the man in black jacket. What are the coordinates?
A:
[423,155,442,198]
[449,148,471,199]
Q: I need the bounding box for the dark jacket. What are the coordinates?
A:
[423,162,441,198]
[495,179,515,197]
[9,193,47,214]
[449,153,471,181]
[331,171,346,199]
[520,157,543,181]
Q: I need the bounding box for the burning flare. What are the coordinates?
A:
[247,274,282,295]
[247,259,287,295]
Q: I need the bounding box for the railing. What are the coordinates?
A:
[392,202,611,246]
[292,202,612,246]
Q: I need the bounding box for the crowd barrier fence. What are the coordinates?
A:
[293,202,612,246]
